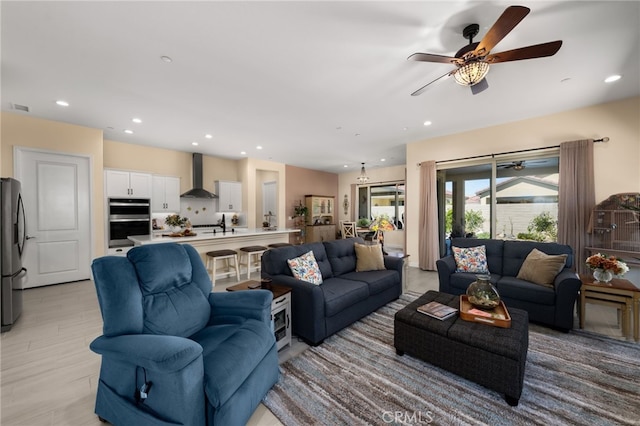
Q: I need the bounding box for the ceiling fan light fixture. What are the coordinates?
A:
[454,61,490,86]
[357,162,370,184]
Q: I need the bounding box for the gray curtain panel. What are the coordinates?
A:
[558,139,595,274]
[419,161,440,270]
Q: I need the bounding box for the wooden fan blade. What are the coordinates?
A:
[408,52,458,65]
[485,40,562,63]
[410,71,452,96]
[475,6,530,56]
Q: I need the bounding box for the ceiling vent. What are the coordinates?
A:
[11,103,29,112]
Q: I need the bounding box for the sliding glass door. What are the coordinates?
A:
[436,153,559,255]
[495,157,559,241]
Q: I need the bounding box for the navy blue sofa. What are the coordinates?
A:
[261,237,404,345]
[437,238,581,331]
[90,243,279,426]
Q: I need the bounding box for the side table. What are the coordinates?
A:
[226,281,292,350]
[579,274,640,342]
[386,252,410,292]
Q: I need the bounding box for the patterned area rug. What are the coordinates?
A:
[263,292,640,425]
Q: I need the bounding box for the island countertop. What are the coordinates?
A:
[128,228,300,246]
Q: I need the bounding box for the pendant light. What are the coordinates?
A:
[357,162,370,184]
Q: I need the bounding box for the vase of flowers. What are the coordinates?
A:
[165,214,189,232]
[592,268,614,283]
[585,253,629,283]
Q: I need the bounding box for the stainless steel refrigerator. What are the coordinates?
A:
[1,177,27,332]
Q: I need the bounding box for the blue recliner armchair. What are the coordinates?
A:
[90,243,279,426]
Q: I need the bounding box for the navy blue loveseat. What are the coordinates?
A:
[261,237,403,345]
[437,238,581,331]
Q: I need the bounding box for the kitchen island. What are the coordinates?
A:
[128,228,300,259]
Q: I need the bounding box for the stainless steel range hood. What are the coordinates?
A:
[180,153,218,198]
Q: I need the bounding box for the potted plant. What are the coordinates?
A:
[293,201,308,218]
[356,218,371,228]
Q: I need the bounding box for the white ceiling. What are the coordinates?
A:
[2,1,639,174]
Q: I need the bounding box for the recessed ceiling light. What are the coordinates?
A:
[604,74,621,83]
[132,118,142,123]
[205,134,212,139]
[256,146,263,150]
[380,158,386,162]
[55,100,69,107]
[160,56,173,63]
[343,165,348,168]
[192,141,198,146]
[423,121,432,126]
[240,151,247,155]
[124,129,133,134]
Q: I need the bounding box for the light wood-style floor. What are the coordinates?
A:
[0,267,632,426]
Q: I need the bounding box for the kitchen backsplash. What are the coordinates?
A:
[179,198,216,225]
[150,199,245,229]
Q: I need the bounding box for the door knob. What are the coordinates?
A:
[26,235,36,240]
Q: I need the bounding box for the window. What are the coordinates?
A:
[437,154,559,253]
[357,182,405,229]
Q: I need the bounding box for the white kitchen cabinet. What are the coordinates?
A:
[215,181,242,211]
[105,170,152,198]
[152,175,181,212]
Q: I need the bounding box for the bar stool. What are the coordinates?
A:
[205,249,240,287]
[238,245,268,279]
[268,243,293,249]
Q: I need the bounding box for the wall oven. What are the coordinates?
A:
[108,198,150,249]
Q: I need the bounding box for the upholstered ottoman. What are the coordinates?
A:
[394,290,529,406]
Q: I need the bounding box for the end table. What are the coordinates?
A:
[579,274,639,342]
[226,281,292,350]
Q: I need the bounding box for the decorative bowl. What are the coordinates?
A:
[466,275,501,310]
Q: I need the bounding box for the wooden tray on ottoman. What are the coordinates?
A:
[459,295,512,328]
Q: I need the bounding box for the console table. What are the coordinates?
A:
[579,274,640,342]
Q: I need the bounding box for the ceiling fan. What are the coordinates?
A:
[408,5,562,96]
[497,160,546,170]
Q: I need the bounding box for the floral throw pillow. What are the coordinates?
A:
[453,245,490,274]
[287,251,323,285]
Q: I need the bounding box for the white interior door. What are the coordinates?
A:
[262,181,277,227]
[15,148,92,288]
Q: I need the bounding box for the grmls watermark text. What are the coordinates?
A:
[382,410,434,424]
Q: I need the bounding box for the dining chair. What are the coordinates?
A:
[341,221,357,239]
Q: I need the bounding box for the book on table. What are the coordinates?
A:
[417,301,458,320]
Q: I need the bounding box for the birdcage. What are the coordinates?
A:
[589,193,640,258]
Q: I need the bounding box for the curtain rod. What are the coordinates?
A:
[417,137,609,167]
